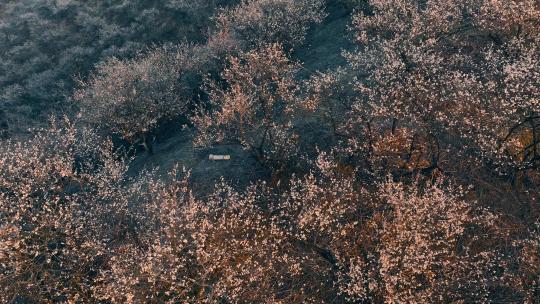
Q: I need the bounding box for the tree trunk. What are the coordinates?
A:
[141,134,154,155]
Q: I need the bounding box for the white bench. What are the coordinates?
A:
[208,154,231,161]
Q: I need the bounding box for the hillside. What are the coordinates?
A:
[1,1,539,303]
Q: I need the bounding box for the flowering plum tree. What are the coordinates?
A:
[75,45,193,154]
[1,1,539,303]
[214,0,326,50]
[0,118,149,302]
[193,43,300,169]
[306,0,540,176]
[339,178,507,303]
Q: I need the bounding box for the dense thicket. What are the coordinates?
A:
[0,0,235,136]
[1,0,539,303]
